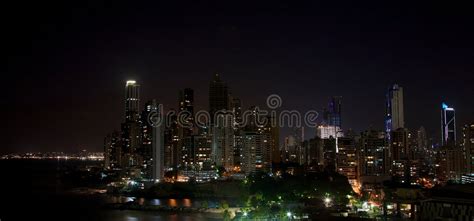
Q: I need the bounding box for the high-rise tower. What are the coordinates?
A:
[209,74,233,170]
[441,102,456,146]
[328,96,342,128]
[462,123,474,174]
[209,74,229,122]
[125,80,140,122]
[385,84,404,139]
[121,80,141,167]
[385,84,404,141]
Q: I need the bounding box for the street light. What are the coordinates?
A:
[287,211,292,218]
[324,197,332,207]
[324,197,331,204]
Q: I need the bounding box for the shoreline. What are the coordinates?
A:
[103,202,241,219]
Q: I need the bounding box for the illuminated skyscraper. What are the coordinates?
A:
[441,102,456,146]
[125,80,140,122]
[328,96,342,128]
[317,125,343,139]
[391,128,409,161]
[336,137,358,186]
[178,88,195,166]
[192,135,213,168]
[212,114,234,170]
[141,100,160,178]
[230,96,242,128]
[179,88,194,124]
[385,84,404,140]
[121,80,141,167]
[359,130,388,176]
[241,131,269,175]
[390,128,411,183]
[148,100,164,182]
[104,131,122,169]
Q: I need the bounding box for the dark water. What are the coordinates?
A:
[0,160,220,221]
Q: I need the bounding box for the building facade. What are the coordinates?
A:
[385,84,404,141]
[441,102,456,146]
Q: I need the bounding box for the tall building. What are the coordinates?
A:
[211,111,234,170]
[230,96,243,167]
[236,107,275,173]
[125,80,140,122]
[149,100,164,182]
[266,115,280,164]
[178,88,195,167]
[230,96,242,129]
[241,132,270,175]
[416,126,428,159]
[104,131,122,169]
[140,100,159,177]
[209,74,234,170]
[359,130,388,176]
[284,127,304,164]
[316,125,343,139]
[436,110,463,183]
[241,132,258,174]
[209,74,229,122]
[305,137,324,168]
[414,127,435,179]
[178,88,194,128]
[336,137,358,186]
[441,102,456,146]
[390,128,413,183]
[259,122,273,171]
[121,119,141,167]
[462,123,474,174]
[193,135,213,169]
[436,146,464,182]
[391,128,409,161]
[385,84,404,140]
[234,134,244,168]
[327,96,342,128]
[121,80,142,168]
[164,112,179,169]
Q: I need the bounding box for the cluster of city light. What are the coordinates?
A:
[1,152,104,160]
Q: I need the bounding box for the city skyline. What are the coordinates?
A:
[3,2,474,154]
[3,2,474,220]
[7,74,472,154]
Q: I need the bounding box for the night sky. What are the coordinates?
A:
[3,2,473,154]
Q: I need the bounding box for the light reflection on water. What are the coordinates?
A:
[126,216,138,221]
[168,199,178,207]
[151,199,161,206]
[101,196,222,220]
[0,160,222,221]
[183,198,191,207]
[103,210,220,221]
[106,196,215,208]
